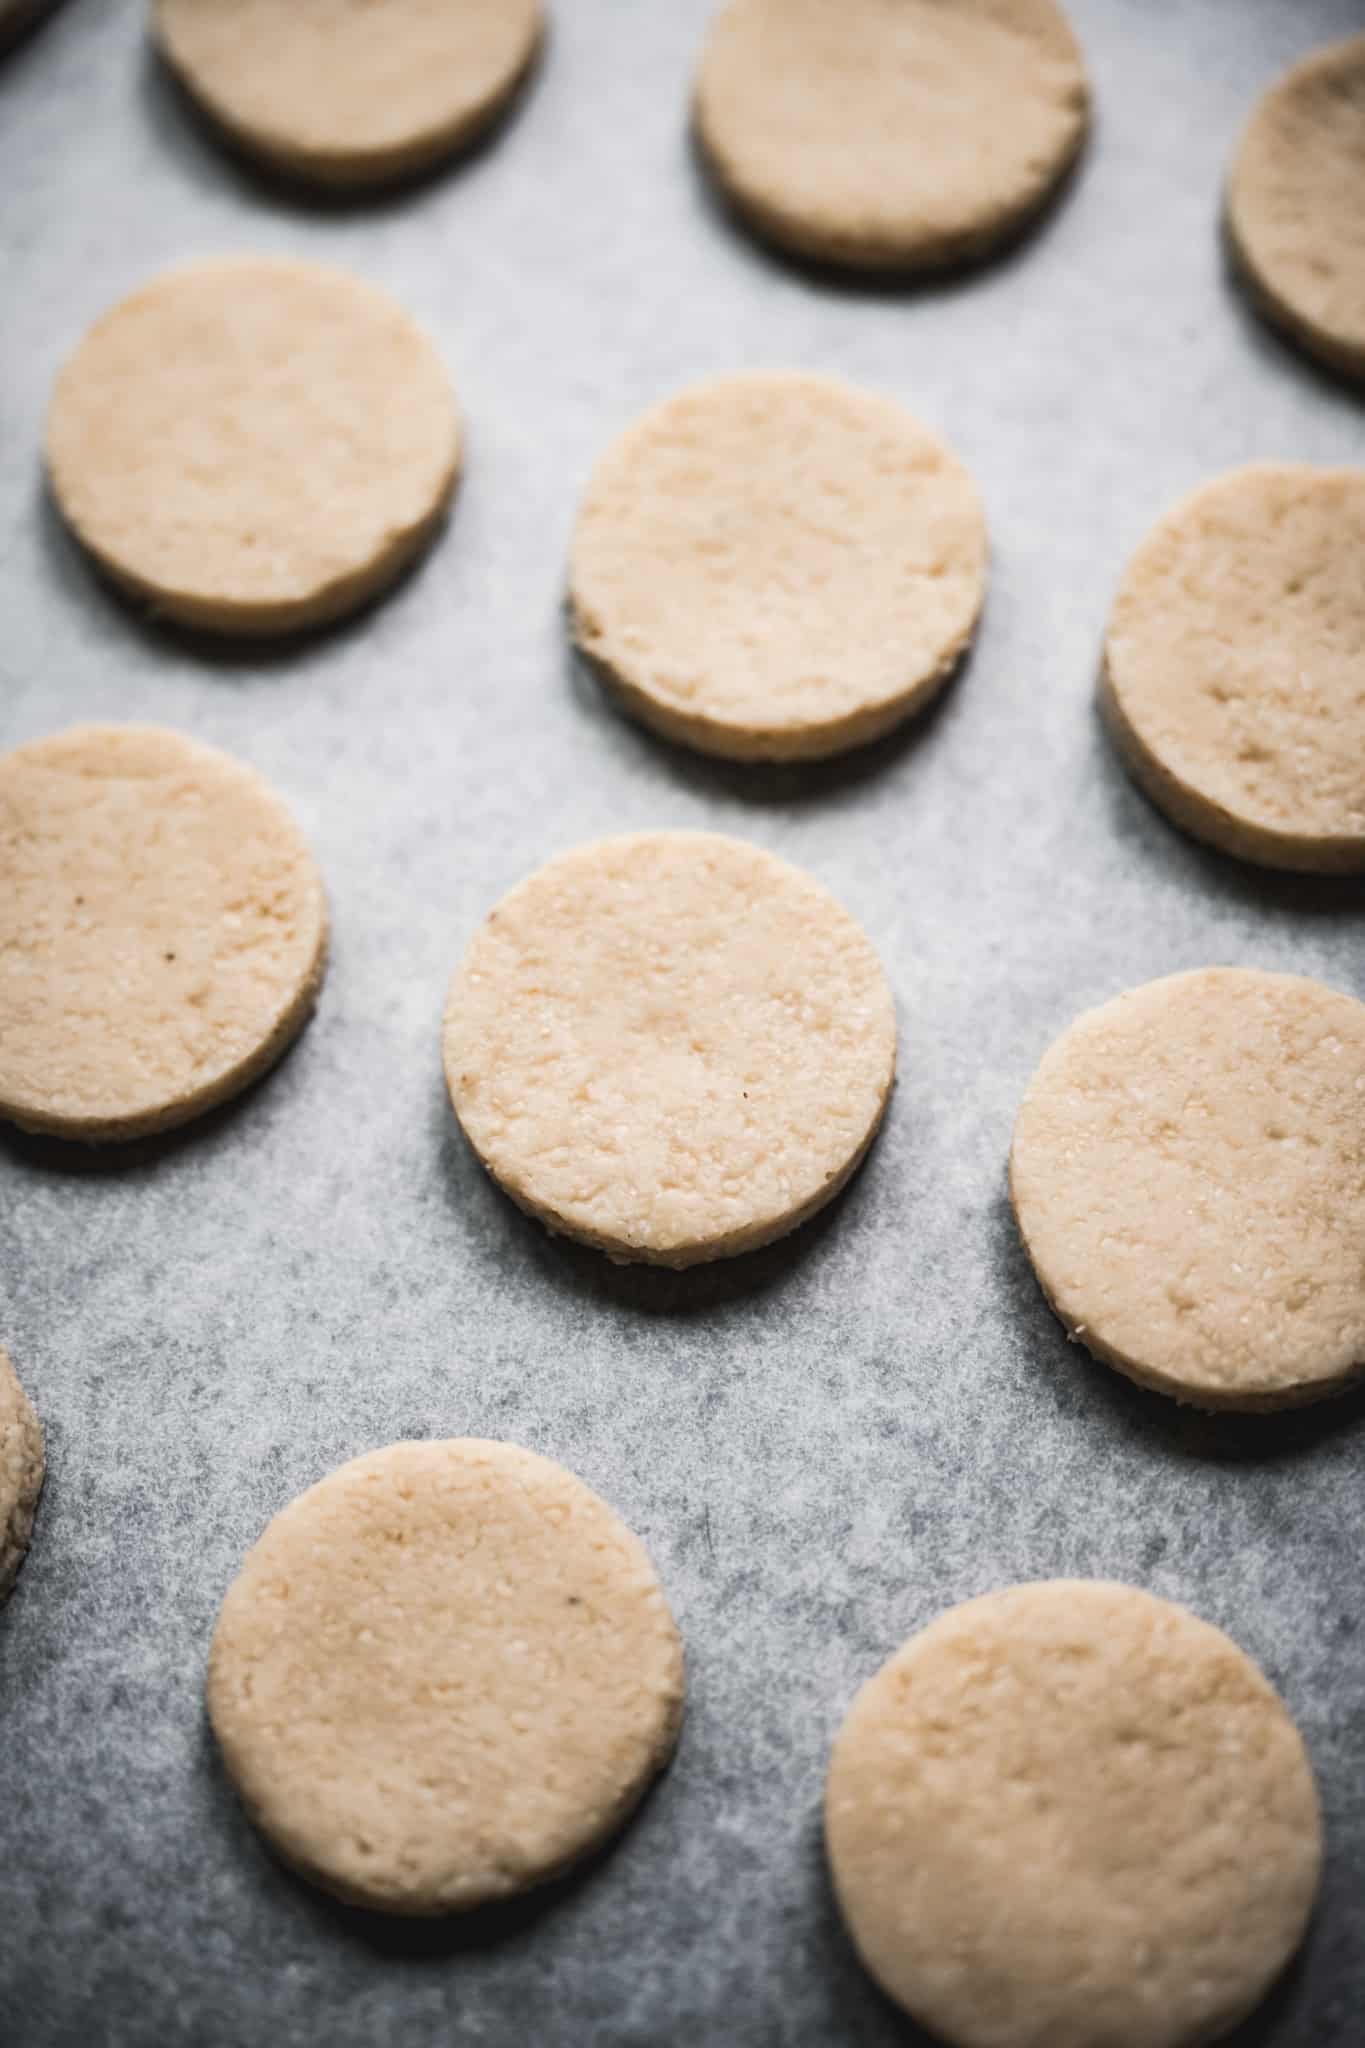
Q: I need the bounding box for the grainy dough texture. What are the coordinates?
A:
[1103,464,1365,872]
[207,1439,685,1915]
[570,372,987,761]
[153,0,542,190]
[0,724,328,1142]
[443,832,896,1265]
[1227,34,1365,382]
[47,257,460,634]
[826,1582,1322,2048]
[0,1347,44,1604]
[694,0,1089,272]
[1009,969,1365,1411]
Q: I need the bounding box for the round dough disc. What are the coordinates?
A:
[570,372,987,762]
[1010,968,1365,1410]
[442,831,896,1266]
[153,0,543,190]
[1103,465,1365,873]
[693,0,1090,273]
[826,1581,1323,2048]
[1227,35,1365,382]
[0,1347,44,1604]
[207,1438,685,1915]
[47,257,460,635]
[0,724,328,1142]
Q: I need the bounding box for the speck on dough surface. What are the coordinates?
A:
[207,1439,685,1915]
[46,256,460,634]
[0,724,327,1142]
[442,831,896,1266]
[693,0,1090,272]
[825,1581,1323,2048]
[1009,968,1365,1411]
[1227,34,1365,382]
[570,372,987,762]
[0,1347,44,1604]
[1102,464,1365,873]
[153,0,543,190]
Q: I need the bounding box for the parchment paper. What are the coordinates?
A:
[2,2,1364,2041]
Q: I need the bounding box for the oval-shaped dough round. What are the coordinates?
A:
[47,257,460,635]
[693,0,1090,273]
[207,1438,685,1915]
[1010,968,1365,1411]
[1227,34,1365,382]
[0,1347,45,1604]
[153,0,543,190]
[443,832,896,1265]
[826,1581,1323,2048]
[570,372,987,762]
[1103,465,1365,872]
[0,724,328,1142]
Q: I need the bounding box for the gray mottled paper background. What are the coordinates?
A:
[2,1,1363,2041]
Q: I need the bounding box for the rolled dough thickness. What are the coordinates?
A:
[1102,463,1365,873]
[1226,34,1365,383]
[693,0,1090,272]
[1010,967,1365,1410]
[152,0,543,190]
[46,256,460,635]
[207,1438,685,1914]
[442,832,897,1266]
[826,1580,1323,2048]
[570,371,987,762]
[0,724,328,1142]
[0,1347,44,1604]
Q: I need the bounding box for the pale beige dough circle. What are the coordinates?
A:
[694,0,1090,272]
[1103,465,1365,873]
[0,724,328,1142]
[826,1580,1323,2048]
[443,831,896,1266]
[153,0,543,190]
[47,257,460,635]
[0,1347,45,1604]
[570,372,987,762]
[1010,968,1365,1411]
[207,1438,685,1915]
[1227,34,1365,382]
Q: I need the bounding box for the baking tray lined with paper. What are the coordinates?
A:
[2,1,1364,2043]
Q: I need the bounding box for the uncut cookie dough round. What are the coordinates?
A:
[207,1439,685,1914]
[153,0,543,191]
[1010,968,1365,1411]
[570,373,987,762]
[47,257,460,635]
[1103,465,1365,872]
[0,724,327,1142]
[694,0,1090,272]
[826,1581,1323,2048]
[0,1348,44,1604]
[1227,35,1365,382]
[443,832,896,1265]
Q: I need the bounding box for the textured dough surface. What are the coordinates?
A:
[826,1581,1323,2048]
[443,832,896,1265]
[154,0,542,189]
[694,0,1089,271]
[1010,969,1365,1410]
[1103,464,1365,872]
[0,724,328,1141]
[207,1438,685,1915]
[1227,34,1365,381]
[0,1347,44,1604]
[47,257,460,634]
[570,372,987,761]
